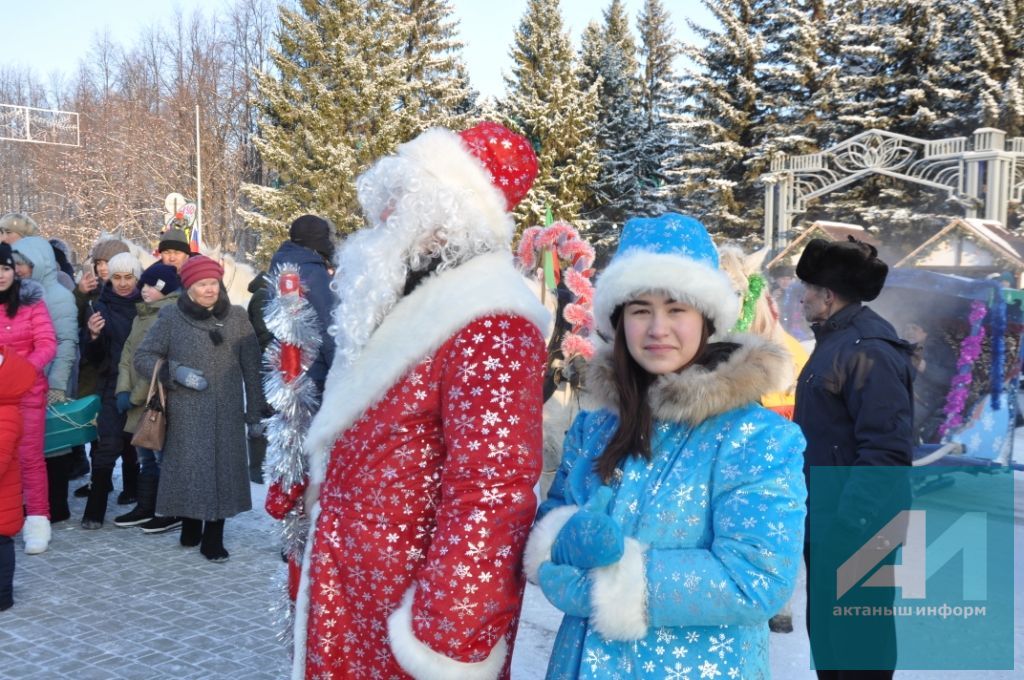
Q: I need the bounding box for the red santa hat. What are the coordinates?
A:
[390,121,538,242]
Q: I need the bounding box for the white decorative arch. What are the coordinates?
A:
[762,128,1024,250]
[0,103,80,147]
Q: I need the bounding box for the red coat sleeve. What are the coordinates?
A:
[400,314,546,668]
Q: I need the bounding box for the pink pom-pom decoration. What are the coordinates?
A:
[516,227,542,270]
[514,219,597,366]
[564,268,593,301]
[564,303,595,332]
[560,239,595,268]
[561,332,596,361]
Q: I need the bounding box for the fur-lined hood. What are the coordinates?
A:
[585,333,794,425]
[15,278,45,306]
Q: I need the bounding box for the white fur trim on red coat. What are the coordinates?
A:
[591,538,649,640]
[290,499,320,680]
[305,252,549,484]
[396,128,513,246]
[522,505,578,584]
[388,587,508,680]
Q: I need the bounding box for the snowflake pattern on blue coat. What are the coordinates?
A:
[539,388,807,679]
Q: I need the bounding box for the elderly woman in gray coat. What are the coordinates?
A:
[133,255,265,562]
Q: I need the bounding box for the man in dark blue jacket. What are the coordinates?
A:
[794,236,914,680]
[268,215,337,394]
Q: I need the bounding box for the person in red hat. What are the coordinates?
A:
[282,122,549,679]
[132,255,265,562]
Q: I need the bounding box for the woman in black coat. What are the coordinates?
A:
[81,253,143,529]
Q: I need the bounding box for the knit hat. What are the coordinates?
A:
[158,228,192,256]
[0,243,13,269]
[796,236,888,302]
[289,215,335,261]
[139,262,180,295]
[107,252,143,280]
[179,254,224,289]
[0,213,40,238]
[90,237,130,264]
[593,213,738,339]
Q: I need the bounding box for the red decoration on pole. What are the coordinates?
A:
[278,272,303,382]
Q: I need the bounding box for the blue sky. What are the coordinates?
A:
[1,0,709,99]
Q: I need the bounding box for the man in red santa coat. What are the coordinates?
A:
[292,122,549,679]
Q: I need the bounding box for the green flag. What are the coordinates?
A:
[543,248,556,291]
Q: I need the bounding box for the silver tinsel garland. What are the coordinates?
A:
[261,263,322,646]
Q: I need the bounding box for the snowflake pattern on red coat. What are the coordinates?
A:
[304,314,546,679]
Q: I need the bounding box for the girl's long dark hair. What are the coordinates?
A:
[594,307,736,482]
[0,276,22,319]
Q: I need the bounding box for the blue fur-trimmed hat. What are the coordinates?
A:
[594,213,739,338]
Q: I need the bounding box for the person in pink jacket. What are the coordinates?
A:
[0,346,37,610]
[0,243,57,555]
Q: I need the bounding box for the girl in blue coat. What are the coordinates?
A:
[524,214,807,679]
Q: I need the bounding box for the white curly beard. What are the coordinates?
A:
[328,154,513,374]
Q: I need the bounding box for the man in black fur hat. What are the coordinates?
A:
[794,236,914,680]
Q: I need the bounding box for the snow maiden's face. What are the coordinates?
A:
[622,292,704,375]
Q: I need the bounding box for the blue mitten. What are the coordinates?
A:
[538,561,591,618]
[115,391,132,414]
[551,486,624,569]
[174,365,208,391]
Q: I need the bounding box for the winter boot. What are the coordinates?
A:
[113,474,157,527]
[768,613,794,633]
[200,519,228,562]
[0,536,13,610]
[46,453,73,524]
[82,468,113,529]
[117,448,139,505]
[22,515,51,555]
[179,518,202,547]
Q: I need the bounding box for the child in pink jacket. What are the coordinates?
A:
[0,243,57,555]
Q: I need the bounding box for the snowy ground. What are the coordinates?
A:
[5,433,1022,678]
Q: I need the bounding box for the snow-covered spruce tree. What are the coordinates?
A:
[579,0,646,240]
[750,0,827,170]
[636,0,680,216]
[503,0,600,235]
[825,0,962,142]
[671,0,768,241]
[394,0,477,126]
[958,0,1024,137]
[808,0,966,249]
[241,0,471,263]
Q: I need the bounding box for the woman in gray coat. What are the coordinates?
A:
[133,255,265,562]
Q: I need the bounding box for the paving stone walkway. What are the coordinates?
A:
[3,468,290,679]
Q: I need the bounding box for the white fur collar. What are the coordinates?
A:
[305,252,549,483]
